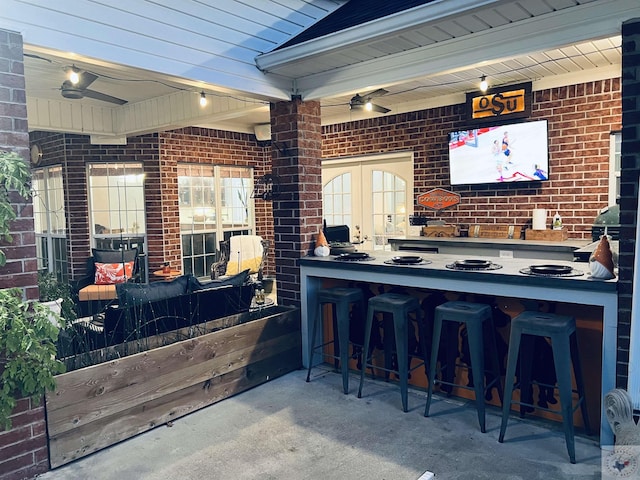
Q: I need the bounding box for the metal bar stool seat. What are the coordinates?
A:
[425,301,504,433]
[357,292,428,412]
[306,287,365,394]
[498,310,590,464]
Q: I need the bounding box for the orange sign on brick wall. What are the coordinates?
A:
[466,82,532,122]
[417,188,460,211]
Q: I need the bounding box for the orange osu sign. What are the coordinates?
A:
[417,188,460,211]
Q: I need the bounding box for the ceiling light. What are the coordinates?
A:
[480,75,488,92]
[68,65,80,85]
[199,91,207,107]
[365,100,373,112]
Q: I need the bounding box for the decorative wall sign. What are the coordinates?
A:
[466,82,532,122]
[417,188,461,211]
[251,173,280,200]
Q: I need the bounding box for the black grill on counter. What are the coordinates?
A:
[591,205,620,242]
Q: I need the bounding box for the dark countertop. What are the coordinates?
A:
[299,250,617,294]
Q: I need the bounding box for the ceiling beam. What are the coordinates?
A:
[293,0,637,99]
[255,0,502,72]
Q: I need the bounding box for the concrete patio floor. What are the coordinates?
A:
[37,366,605,480]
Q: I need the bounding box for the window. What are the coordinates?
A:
[609,131,621,206]
[87,162,147,281]
[179,165,253,278]
[32,166,68,281]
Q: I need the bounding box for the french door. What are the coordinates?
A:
[322,152,413,251]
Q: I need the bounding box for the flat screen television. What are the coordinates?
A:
[448,119,549,185]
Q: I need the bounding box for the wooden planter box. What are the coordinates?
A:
[45,305,301,468]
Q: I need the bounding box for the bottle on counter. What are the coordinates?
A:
[254,282,266,305]
[552,211,563,230]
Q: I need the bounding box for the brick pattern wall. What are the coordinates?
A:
[31,128,272,283]
[158,127,272,275]
[617,19,640,388]
[32,134,161,279]
[0,29,48,480]
[270,98,323,307]
[0,398,48,480]
[0,30,37,296]
[322,79,621,239]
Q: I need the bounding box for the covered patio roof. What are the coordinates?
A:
[1,0,637,139]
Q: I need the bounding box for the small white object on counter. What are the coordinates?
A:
[532,208,546,230]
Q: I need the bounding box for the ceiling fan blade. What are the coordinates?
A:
[363,88,388,98]
[82,88,128,105]
[370,103,390,114]
[76,71,98,90]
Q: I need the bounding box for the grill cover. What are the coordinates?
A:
[592,205,620,242]
[324,225,350,243]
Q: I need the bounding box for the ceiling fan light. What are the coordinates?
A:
[365,100,373,111]
[68,65,80,85]
[199,91,207,107]
[480,75,488,92]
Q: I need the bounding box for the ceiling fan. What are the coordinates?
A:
[60,70,128,105]
[349,88,390,114]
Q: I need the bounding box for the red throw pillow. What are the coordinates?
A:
[94,261,134,285]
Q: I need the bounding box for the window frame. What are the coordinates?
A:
[87,161,148,282]
[178,164,255,279]
[609,131,621,206]
[32,165,68,281]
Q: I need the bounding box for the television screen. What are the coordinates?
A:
[448,119,549,185]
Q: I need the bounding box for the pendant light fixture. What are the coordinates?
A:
[479,75,488,92]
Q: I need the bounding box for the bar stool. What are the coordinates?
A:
[425,301,503,433]
[306,286,365,394]
[357,292,428,412]
[498,310,590,464]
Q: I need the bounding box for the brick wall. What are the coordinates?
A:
[617,19,640,388]
[32,127,272,281]
[0,398,48,480]
[0,28,48,480]
[158,127,272,275]
[322,79,622,239]
[30,133,161,279]
[270,98,323,307]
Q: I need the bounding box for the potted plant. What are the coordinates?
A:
[0,287,65,430]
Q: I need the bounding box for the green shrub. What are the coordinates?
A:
[0,288,65,430]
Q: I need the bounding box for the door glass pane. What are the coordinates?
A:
[323,173,352,227]
[372,170,407,250]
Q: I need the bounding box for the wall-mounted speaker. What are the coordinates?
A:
[254,123,272,142]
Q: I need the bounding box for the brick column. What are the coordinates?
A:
[0,28,49,480]
[618,18,640,387]
[270,97,322,307]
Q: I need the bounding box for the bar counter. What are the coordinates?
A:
[299,250,617,445]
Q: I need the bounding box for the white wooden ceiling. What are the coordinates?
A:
[1,0,636,140]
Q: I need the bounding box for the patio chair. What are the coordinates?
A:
[73,248,140,316]
[211,235,268,282]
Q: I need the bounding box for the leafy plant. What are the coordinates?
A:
[0,150,32,266]
[38,271,78,324]
[0,288,65,430]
